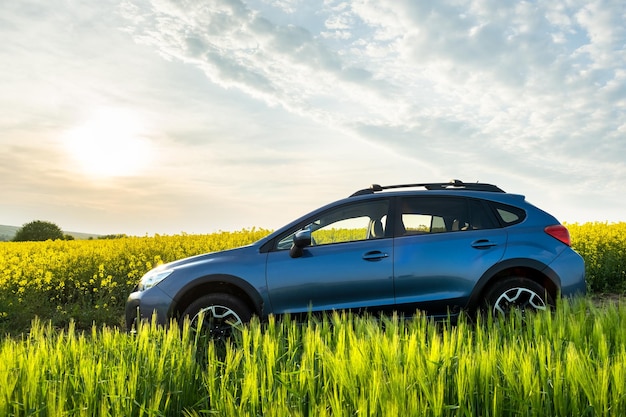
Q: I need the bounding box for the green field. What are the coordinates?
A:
[2,299,625,416]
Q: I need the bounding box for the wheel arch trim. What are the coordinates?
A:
[170,274,265,320]
[465,258,561,311]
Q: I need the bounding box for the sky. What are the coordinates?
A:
[1,0,625,236]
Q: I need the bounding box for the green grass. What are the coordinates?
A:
[2,297,626,416]
[0,317,202,416]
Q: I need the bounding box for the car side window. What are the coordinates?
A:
[399,196,496,235]
[275,200,390,249]
[491,202,526,226]
[402,213,447,234]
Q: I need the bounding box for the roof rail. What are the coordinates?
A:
[350,179,505,197]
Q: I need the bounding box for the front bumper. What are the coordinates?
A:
[125,286,174,331]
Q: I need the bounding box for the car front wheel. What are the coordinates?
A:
[181,293,252,341]
[483,277,553,317]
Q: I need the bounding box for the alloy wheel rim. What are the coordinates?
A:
[493,287,547,316]
[191,305,243,339]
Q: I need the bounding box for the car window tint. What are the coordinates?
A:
[468,199,498,229]
[276,200,389,249]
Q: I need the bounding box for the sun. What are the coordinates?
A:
[63,108,155,178]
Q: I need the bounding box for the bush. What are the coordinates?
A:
[13,220,64,242]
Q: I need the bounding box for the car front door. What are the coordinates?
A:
[265,199,394,314]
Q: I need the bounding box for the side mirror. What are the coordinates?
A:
[289,229,312,258]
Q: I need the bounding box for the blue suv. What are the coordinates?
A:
[126,180,586,334]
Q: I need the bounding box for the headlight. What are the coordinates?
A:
[138,268,174,291]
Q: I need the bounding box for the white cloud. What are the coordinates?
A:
[1,0,624,234]
[120,0,625,217]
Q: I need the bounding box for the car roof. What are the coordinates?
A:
[350,179,505,196]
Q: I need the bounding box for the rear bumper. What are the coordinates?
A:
[548,248,587,297]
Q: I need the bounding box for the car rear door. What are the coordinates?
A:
[393,196,507,317]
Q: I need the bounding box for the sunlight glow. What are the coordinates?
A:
[63,108,155,178]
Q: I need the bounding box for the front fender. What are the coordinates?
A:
[169,274,266,319]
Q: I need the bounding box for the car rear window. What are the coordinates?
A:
[491,202,526,226]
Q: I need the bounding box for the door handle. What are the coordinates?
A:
[471,239,497,249]
[362,251,389,261]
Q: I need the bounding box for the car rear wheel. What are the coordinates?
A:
[181,293,252,341]
[483,277,553,318]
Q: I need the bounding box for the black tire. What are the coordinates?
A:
[181,293,252,340]
[483,277,553,318]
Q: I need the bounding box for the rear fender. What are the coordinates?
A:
[465,258,560,311]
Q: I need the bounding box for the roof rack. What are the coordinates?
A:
[350,179,505,197]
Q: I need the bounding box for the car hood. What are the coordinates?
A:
[162,244,257,271]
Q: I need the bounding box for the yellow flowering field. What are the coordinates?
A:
[0,229,270,333]
[567,222,626,293]
[0,223,624,334]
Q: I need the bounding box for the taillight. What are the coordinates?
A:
[544,225,571,246]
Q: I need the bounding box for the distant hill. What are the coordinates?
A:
[0,225,19,241]
[0,224,101,241]
[65,230,103,240]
